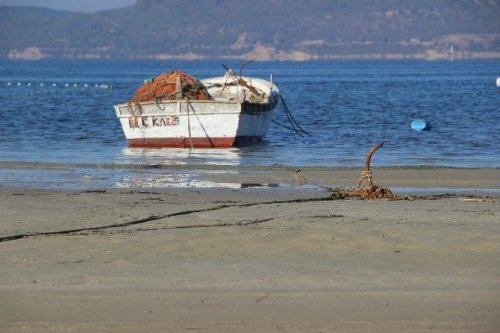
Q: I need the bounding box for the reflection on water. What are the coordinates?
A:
[115,170,242,189]
[0,164,251,190]
[120,147,243,166]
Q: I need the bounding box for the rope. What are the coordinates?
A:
[272,120,304,137]
[185,98,194,149]
[278,94,312,137]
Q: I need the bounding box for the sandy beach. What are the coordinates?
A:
[1,167,499,332]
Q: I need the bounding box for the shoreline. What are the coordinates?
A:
[3,160,500,170]
[1,165,499,194]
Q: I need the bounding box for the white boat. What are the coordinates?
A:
[114,70,279,148]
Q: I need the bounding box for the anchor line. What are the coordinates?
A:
[276,94,312,137]
[272,119,304,136]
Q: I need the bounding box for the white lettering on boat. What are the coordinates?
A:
[128,116,179,128]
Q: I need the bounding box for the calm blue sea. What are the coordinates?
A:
[0,59,499,189]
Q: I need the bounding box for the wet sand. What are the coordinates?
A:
[0,168,499,332]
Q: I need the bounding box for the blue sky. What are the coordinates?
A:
[0,0,137,12]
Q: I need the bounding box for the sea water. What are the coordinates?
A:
[0,60,499,189]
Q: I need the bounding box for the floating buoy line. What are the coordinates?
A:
[1,82,113,96]
[4,82,113,89]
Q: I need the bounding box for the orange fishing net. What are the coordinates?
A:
[130,70,212,103]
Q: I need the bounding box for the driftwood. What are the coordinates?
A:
[343,142,395,199]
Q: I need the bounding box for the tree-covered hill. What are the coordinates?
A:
[1,0,499,60]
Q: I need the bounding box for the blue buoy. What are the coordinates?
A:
[411,119,431,131]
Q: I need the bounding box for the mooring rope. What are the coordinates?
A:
[276,94,312,137]
[272,119,305,136]
[185,98,194,149]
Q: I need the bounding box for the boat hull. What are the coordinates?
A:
[114,99,276,148]
[126,135,263,148]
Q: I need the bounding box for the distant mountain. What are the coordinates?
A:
[1,0,499,60]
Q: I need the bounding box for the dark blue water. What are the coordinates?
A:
[0,60,499,189]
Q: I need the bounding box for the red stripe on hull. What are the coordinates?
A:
[127,136,263,148]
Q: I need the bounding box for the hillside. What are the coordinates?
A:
[1,0,499,60]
